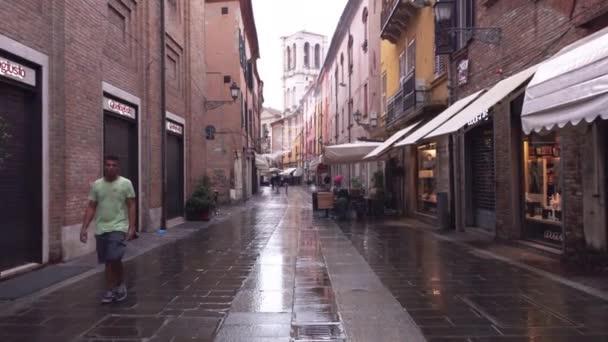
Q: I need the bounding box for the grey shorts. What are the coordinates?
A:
[95,231,127,264]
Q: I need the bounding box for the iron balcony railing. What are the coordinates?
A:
[386,69,416,125]
[381,0,400,33]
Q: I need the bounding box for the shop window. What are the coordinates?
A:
[523,131,563,244]
[417,143,437,215]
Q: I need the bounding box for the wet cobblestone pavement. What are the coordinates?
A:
[1,186,608,341]
[339,220,608,341]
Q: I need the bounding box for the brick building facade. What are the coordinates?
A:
[446,0,608,256]
[0,0,208,274]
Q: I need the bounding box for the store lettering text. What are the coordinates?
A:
[108,99,135,119]
[0,59,26,80]
[467,110,489,127]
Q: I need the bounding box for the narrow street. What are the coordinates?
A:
[1,187,608,342]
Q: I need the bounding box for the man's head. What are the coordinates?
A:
[104,155,120,179]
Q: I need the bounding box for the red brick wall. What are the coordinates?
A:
[0,0,206,262]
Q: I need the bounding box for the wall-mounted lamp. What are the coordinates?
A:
[205,81,240,111]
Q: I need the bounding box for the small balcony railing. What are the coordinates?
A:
[386,70,417,125]
[381,0,416,44]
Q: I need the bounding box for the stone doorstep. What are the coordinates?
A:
[0,202,250,316]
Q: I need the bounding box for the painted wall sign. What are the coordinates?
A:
[466,110,489,127]
[0,57,36,86]
[103,97,136,119]
[166,120,183,135]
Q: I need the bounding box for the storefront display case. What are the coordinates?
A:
[523,132,563,245]
[417,143,437,215]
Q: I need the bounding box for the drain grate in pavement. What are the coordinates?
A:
[291,323,345,340]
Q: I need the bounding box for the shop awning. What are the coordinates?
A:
[426,65,538,139]
[308,155,322,171]
[280,167,297,176]
[363,121,420,159]
[255,153,270,172]
[322,141,382,165]
[522,28,608,133]
[395,90,485,147]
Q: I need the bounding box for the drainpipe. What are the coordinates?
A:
[160,0,167,230]
[447,54,460,231]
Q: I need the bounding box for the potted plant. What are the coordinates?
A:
[350,177,364,198]
[185,176,216,221]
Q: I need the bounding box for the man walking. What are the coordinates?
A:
[80,155,136,304]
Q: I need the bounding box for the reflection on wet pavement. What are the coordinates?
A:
[2,186,608,341]
[338,221,608,341]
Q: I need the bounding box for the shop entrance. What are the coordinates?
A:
[103,97,138,229]
[0,80,42,272]
[465,122,496,231]
[166,120,184,219]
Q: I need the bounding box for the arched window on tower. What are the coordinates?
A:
[304,42,310,68]
[286,46,291,70]
[314,44,321,68]
[292,43,297,70]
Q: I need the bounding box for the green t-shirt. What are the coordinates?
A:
[88,176,136,235]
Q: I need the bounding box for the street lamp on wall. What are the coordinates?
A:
[434,0,501,54]
[205,81,241,111]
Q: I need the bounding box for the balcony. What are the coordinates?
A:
[386,70,417,126]
[381,0,417,44]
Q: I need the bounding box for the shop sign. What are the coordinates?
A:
[466,110,489,127]
[166,120,183,135]
[103,97,136,119]
[0,57,36,86]
[457,59,469,86]
[544,230,564,242]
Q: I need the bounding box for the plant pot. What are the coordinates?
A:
[200,208,211,221]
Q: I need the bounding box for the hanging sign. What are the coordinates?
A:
[457,59,469,86]
[166,120,183,135]
[103,97,136,119]
[0,57,36,86]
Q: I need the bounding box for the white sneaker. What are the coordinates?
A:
[114,284,128,302]
[101,290,115,304]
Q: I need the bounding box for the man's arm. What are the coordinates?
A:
[126,198,136,240]
[80,201,97,243]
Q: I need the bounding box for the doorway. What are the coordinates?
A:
[166,120,184,219]
[0,80,42,271]
[103,105,138,229]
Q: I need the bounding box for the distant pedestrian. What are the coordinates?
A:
[80,155,136,304]
[283,177,289,195]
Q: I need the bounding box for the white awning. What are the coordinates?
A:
[280,167,297,176]
[255,153,270,171]
[322,141,382,165]
[427,65,538,139]
[308,155,322,171]
[522,28,608,133]
[363,121,420,159]
[395,90,485,147]
[293,168,304,177]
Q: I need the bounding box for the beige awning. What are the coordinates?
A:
[364,121,420,159]
[395,90,484,147]
[322,141,382,165]
[522,28,608,133]
[427,65,538,139]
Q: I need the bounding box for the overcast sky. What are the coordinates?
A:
[252,0,348,111]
